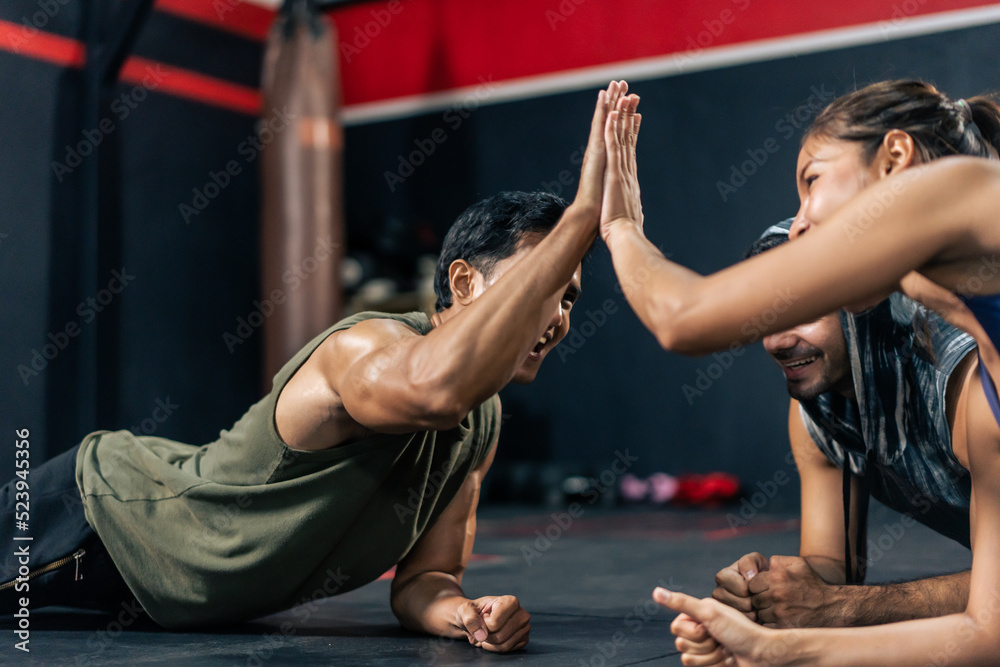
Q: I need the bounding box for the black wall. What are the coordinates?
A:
[1,3,264,479]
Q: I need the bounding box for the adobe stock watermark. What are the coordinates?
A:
[842,175,909,243]
[52,64,170,183]
[393,446,474,523]
[955,255,1000,295]
[5,0,73,55]
[191,489,257,550]
[673,0,753,72]
[726,451,796,532]
[520,449,639,566]
[878,0,930,40]
[556,299,619,362]
[716,85,835,202]
[540,144,586,199]
[544,0,585,31]
[338,0,416,64]
[128,396,180,436]
[383,75,499,192]
[925,587,1000,666]
[71,599,146,667]
[213,0,242,20]
[409,632,466,667]
[863,490,935,568]
[16,268,136,386]
[557,249,675,360]
[222,235,338,352]
[580,581,682,667]
[244,567,352,667]
[180,106,295,224]
[760,627,805,665]
[681,287,798,404]
[863,512,920,568]
[613,248,675,296]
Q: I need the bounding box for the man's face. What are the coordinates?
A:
[476,235,582,384]
[768,135,873,399]
[762,313,853,401]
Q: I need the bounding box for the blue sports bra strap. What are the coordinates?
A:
[977,353,1000,428]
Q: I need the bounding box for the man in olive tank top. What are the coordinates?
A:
[0,83,638,652]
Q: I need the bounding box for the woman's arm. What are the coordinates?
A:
[601,117,1000,355]
[660,368,1000,665]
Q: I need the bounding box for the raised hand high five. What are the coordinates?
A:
[573,80,632,216]
[600,89,643,242]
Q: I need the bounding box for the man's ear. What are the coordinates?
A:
[875,129,917,177]
[448,259,480,306]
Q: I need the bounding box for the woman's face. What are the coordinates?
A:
[789,134,882,239]
[790,133,898,310]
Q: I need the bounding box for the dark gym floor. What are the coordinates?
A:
[3,503,971,666]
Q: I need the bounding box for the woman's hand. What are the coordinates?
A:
[600,91,643,243]
[672,611,732,666]
[573,80,631,216]
[655,587,785,666]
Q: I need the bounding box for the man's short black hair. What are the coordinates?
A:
[744,230,789,260]
[434,191,569,311]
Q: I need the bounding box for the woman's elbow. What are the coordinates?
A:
[958,606,1000,655]
[648,304,705,356]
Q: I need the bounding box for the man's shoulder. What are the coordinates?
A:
[319,311,432,351]
[278,312,432,391]
[330,310,432,337]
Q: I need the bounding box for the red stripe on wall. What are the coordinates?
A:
[154,0,276,41]
[0,18,86,68]
[121,56,261,115]
[328,0,1000,107]
[0,22,260,115]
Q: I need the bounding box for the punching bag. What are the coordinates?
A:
[260,0,344,387]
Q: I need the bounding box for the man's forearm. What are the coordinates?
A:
[802,555,847,586]
[390,571,467,638]
[401,87,616,413]
[830,571,970,626]
[603,222,703,353]
[414,208,597,409]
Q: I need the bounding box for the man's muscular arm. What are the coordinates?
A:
[742,401,969,627]
[322,84,627,435]
[822,571,971,626]
[749,556,970,627]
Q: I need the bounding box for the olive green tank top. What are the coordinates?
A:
[76,311,500,629]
